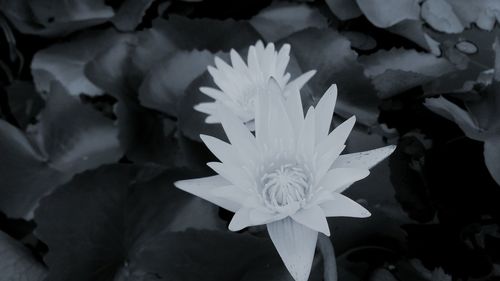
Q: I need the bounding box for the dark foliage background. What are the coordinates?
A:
[0,0,499,280]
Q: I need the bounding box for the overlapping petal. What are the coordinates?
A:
[195,41,315,127]
[174,176,240,212]
[267,218,318,281]
[176,41,397,281]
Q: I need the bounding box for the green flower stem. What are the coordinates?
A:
[318,233,337,281]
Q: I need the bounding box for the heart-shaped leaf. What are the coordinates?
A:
[32,29,132,97]
[33,164,270,281]
[0,83,122,218]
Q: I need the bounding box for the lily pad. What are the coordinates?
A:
[32,29,132,97]
[387,20,441,55]
[111,0,155,31]
[6,81,45,129]
[356,0,420,28]
[178,71,228,142]
[0,231,47,281]
[445,0,500,31]
[325,0,362,21]
[284,28,380,126]
[423,27,497,95]
[138,50,216,117]
[421,0,464,34]
[0,83,123,218]
[359,48,456,98]
[0,0,114,37]
[250,2,328,42]
[136,230,296,281]
[33,164,277,281]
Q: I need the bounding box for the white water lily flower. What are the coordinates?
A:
[194,40,316,130]
[176,81,395,281]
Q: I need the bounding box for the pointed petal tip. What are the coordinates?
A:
[267,218,318,281]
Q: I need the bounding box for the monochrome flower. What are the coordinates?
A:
[176,81,395,281]
[194,41,316,130]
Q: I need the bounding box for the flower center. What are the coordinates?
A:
[260,163,311,210]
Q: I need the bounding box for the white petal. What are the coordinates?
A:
[275,43,291,76]
[205,115,219,123]
[285,88,304,136]
[229,208,252,231]
[200,134,240,165]
[250,208,287,225]
[230,49,248,71]
[267,217,318,281]
[247,45,261,74]
[206,162,253,189]
[315,84,337,142]
[315,116,356,179]
[317,116,356,156]
[285,70,316,91]
[297,107,316,159]
[228,207,282,231]
[320,193,371,218]
[211,185,253,206]
[268,78,294,146]
[214,56,234,74]
[216,103,259,162]
[174,176,241,212]
[319,168,370,193]
[194,102,216,114]
[254,84,270,145]
[291,205,330,236]
[332,145,396,170]
[199,87,226,100]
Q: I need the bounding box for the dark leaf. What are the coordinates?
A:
[355,0,420,28]
[359,48,455,98]
[0,118,64,219]
[423,27,497,95]
[0,231,47,281]
[421,0,464,34]
[387,20,441,55]
[0,83,123,218]
[111,0,155,32]
[36,82,123,175]
[341,31,377,51]
[0,0,114,37]
[250,2,328,42]
[154,16,261,52]
[284,28,380,126]
[6,81,44,129]
[138,50,216,117]
[31,29,132,97]
[35,164,235,281]
[178,72,227,142]
[325,0,362,21]
[114,99,181,167]
[136,229,294,281]
[389,135,436,223]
